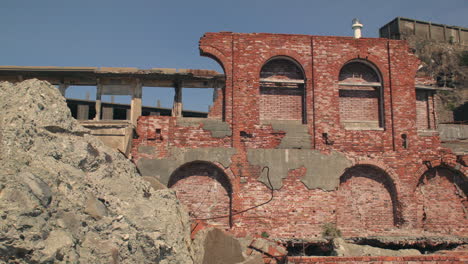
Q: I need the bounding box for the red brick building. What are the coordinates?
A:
[132,32,467,241]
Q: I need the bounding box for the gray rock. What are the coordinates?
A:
[193,228,249,264]
[142,176,167,191]
[332,238,421,257]
[84,195,108,219]
[21,171,52,207]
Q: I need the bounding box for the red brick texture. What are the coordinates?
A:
[287,255,466,264]
[415,90,437,130]
[169,161,232,229]
[132,32,467,241]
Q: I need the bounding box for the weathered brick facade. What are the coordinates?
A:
[132,32,467,242]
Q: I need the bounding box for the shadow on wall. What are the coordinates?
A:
[453,102,467,123]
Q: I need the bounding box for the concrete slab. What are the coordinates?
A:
[247,149,352,190]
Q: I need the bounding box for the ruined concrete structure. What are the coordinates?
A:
[0,66,221,154]
[131,31,468,243]
[380,17,468,46]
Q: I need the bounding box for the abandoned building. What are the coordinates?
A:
[1,19,467,262]
[130,29,467,239]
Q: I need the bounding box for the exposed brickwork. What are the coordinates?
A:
[133,32,468,242]
[287,255,467,264]
[171,175,230,229]
[208,87,224,119]
[416,90,437,130]
[416,167,467,234]
[337,165,400,236]
[339,88,380,123]
[259,86,303,121]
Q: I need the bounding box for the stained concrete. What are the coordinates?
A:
[137,147,236,185]
[137,145,156,155]
[193,228,263,264]
[267,121,311,149]
[177,117,232,138]
[247,149,352,190]
[332,238,421,257]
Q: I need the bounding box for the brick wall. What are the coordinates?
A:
[415,90,436,130]
[336,165,400,237]
[287,255,466,264]
[416,90,430,129]
[170,161,232,229]
[131,32,468,242]
[338,88,380,123]
[208,87,224,119]
[259,86,303,121]
[415,167,467,234]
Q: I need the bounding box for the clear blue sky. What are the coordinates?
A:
[1,0,466,111]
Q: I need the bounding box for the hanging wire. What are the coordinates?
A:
[193,166,275,221]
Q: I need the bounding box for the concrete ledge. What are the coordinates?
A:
[342,121,383,131]
[418,130,439,137]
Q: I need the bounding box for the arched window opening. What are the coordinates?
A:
[416,166,467,235]
[259,57,306,123]
[337,165,402,236]
[338,61,384,129]
[168,161,233,228]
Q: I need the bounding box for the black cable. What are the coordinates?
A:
[193,166,275,221]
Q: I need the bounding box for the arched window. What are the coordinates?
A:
[338,60,383,129]
[416,166,467,235]
[259,57,306,123]
[168,161,233,228]
[337,165,402,236]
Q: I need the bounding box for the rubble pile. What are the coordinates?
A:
[0,80,195,263]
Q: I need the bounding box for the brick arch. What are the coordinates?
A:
[336,57,385,82]
[256,51,311,81]
[336,164,403,236]
[199,46,230,121]
[258,55,307,123]
[168,160,233,228]
[353,159,403,191]
[339,59,383,83]
[199,46,230,75]
[414,159,468,191]
[415,165,467,235]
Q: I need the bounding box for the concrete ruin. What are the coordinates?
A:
[1,28,467,263]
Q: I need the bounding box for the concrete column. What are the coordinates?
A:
[130,79,142,126]
[171,81,183,117]
[102,106,113,120]
[95,80,102,121]
[77,104,89,120]
[58,83,69,96]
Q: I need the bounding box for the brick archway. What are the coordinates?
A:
[416,166,467,235]
[168,161,233,228]
[336,165,402,236]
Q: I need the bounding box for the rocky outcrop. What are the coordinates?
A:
[0,80,194,263]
